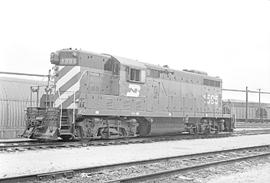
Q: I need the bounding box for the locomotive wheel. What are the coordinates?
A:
[120,127,127,137]
[61,136,73,141]
[75,126,83,139]
[189,124,197,135]
[136,118,151,136]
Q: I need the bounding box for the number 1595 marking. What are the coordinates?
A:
[203,94,218,105]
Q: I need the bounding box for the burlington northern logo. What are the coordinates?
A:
[127,84,141,97]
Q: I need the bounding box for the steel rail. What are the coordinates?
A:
[0,132,232,152]
[1,129,270,152]
[109,151,270,183]
[0,140,83,152]
[0,142,61,149]
[0,145,270,183]
[0,139,37,144]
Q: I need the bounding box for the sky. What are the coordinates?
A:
[0,0,270,102]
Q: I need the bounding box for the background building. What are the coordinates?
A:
[0,77,46,138]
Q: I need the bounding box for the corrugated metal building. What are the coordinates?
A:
[223,99,270,122]
[0,77,46,138]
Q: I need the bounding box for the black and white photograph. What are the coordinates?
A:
[1,0,270,182]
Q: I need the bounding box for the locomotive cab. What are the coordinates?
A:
[49,49,148,140]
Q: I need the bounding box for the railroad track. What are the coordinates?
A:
[0,133,232,152]
[108,146,270,183]
[0,140,84,152]
[1,128,270,152]
[1,145,270,183]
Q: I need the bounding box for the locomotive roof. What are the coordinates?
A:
[67,49,146,69]
[110,54,221,80]
[110,55,146,69]
[60,49,221,80]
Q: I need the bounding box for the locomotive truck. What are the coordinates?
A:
[23,48,234,140]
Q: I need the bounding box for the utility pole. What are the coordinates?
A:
[245,86,248,123]
[258,89,261,122]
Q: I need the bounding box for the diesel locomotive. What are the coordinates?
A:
[23,48,234,140]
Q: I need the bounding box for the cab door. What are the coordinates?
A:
[146,79,160,112]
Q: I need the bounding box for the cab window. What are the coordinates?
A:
[130,68,140,81]
[126,67,145,83]
[104,59,120,75]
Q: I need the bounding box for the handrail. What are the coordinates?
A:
[73,91,75,125]
[58,89,63,129]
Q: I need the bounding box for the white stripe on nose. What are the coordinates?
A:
[67,102,77,109]
[56,66,80,91]
[57,66,64,72]
[55,82,80,107]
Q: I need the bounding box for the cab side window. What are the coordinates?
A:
[130,68,140,81]
[126,67,145,83]
[104,59,120,75]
